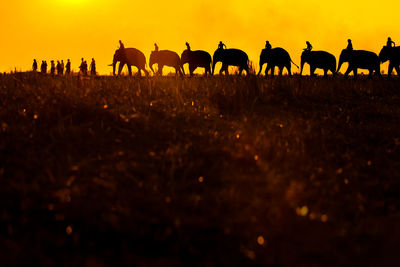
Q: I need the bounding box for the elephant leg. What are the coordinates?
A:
[278,67,283,76]
[189,65,196,77]
[127,65,132,76]
[353,68,358,79]
[264,64,270,76]
[388,63,394,78]
[271,66,275,77]
[143,68,149,77]
[287,65,292,77]
[158,65,164,76]
[257,64,263,76]
[118,63,124,76]
[137,67,142,77]
[323,69,328,77]
[344,67,351,78]
[310,66,316,76]
[239,67,243,75]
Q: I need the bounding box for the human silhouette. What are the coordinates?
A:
[90,58,96,76]
[387,37,395,47]
[61,60,64,75]
[56,61,61,75]
[80,58,88,75]
[32,59,38,72]
[154,43,159,52]
[65,59,71,74]
[265,41,272,50]
[185,42,191,51]
[41,61,47,73]
[50,60,56,75]
[119,40,125,50]
[218,41,226,50]
[304,41,312,52]
[346,39,353,50]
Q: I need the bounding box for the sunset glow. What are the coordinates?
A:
[1,0,399,74]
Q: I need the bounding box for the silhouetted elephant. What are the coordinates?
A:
[181,49,212,76]
[110,48,149,76]
[337,49,381,79]
[149,50,184,76]
[212,48,249,75]
[300,50,336,77]
[379,46,400,78]
[257,48,298,76]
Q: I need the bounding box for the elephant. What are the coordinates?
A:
[300,50,336,77]
[149,50,184,76]
[110,48,149,76]
[337,49,381,79]
[257,48,298,76]
[212,48,249,75]
[181,49,212,76]
[379,46,400,78]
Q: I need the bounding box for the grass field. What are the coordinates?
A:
[1,72,400,266]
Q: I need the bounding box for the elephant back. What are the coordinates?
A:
[261,47,291,64]
[182,50,212,66]
[214,48,248,65]
[352,50,379,64]
[151,50,181,67]
[306,51,336,65]
[379,46,400,63]
[124,48,146,66]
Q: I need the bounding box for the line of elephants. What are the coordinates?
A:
[111,45,400,79]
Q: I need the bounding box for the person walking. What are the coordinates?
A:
[32,59,38,72]
[90,58,96,76]
[65,59,71,74]
[50,60,56,75]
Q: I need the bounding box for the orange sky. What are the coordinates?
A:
[0,0,399,74]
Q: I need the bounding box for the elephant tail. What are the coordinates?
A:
[291,60,299,68]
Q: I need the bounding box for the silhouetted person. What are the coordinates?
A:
[185,42,191,51]
[387,37,395,47]
[32,59,38,72]
[304,41,312,51]
[41,61,47,73]
[265,41,271,50]
[50,60,56,75]
[218,41,226,50]
[61,60,64,75]
[80,58,88,75]
[56,61,61,75]
[346,39,353,50]
[119,40,125,50]
[66,59,71,74]
[90,58,96,76]
[154,43,159,52]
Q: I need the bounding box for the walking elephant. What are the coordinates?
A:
[300,50,336,77]
[337,49,381,79]
[212,48,249,75]
[149,50,184,76]
[379,46,400,78]
[110,48,149,76]
[257,48,298,76]
[181,49,212,76]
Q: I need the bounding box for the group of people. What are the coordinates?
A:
[78,58,97,76]
[33,59,71,75]
[33,58,96,75]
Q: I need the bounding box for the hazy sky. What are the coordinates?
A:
[0,0,399,74]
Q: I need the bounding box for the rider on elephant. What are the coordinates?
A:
[218,41,226,50]
[186,42,191,51]
[265,41,272,50]
[346,39,353,50]
[119,40,125,50]
[154,43,159,52]
[304,41,312,52]
[387,37,395,47]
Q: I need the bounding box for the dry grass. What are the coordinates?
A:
[1,72,400,266]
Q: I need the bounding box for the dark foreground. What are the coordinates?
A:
[1,73,400,266]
